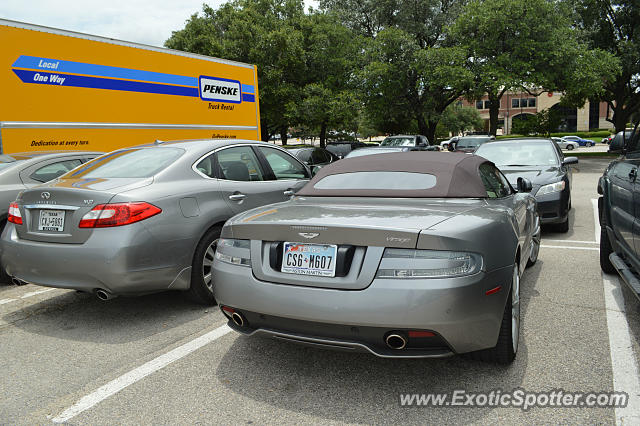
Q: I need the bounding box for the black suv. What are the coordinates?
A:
[599,128,640,294]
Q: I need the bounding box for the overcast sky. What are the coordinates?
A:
[0,0,317,47]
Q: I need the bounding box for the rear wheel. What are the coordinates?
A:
[587,142,593,147]
[600,227,616,273]
[186,226,221,305]
[566,144,574,151]
[469,263,519,364]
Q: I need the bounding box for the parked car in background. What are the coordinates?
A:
[602,134,614,144]
[214,152,539,364]
[561,135,595,147]
[475,138,577,232]
[598,129,640,297]
[326,141,373,159]
[450,135,494,153]
[608,130,636,153]
[551,137,579,151]
[1,140,310,303]
[345,146,420,158]
[440,136,459,151]
[379,135,438,150]
[287,147,338,171]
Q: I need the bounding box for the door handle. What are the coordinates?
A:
[228,193,246,201]
[629,168,637,181]
[283,190,295,196]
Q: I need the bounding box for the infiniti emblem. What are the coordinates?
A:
[41,192,51,200]
[298,232,319,239]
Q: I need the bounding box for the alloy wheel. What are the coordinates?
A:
[202,239,218,292]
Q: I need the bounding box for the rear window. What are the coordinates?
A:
[70,148,184,178]
[313,172,436,191]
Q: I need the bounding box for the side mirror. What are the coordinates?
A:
[310,166,320,177]
[517,177,533,193]
[562,156,579,166]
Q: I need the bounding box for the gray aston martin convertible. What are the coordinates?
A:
[213,152,540,364]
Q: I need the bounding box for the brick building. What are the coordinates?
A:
[459,91,613,134]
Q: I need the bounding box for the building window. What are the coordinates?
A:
[484,100,491,109]
[476,101,483,109]
[512,98,520,108]
[528,97,536,108]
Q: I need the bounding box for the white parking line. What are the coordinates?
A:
[543,240,598,244]
[592,198,601,243]
[540,245,599,251]
[52,324,232,423]
[20,288,55,298]
[593,198,640,424]
[0,298,14,305]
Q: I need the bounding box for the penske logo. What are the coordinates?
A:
[198,76,242,103]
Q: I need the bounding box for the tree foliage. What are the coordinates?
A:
[450,0,615,135]
[439,104,484,136]
[572,0,639,132]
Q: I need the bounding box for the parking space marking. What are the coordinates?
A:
[0,298,14,305]
[540,245,599,251]
[20,288,55,298]
[543,240,598,244]
[592,197,640,424]
[592,198,601,243]
[52,324,232,423]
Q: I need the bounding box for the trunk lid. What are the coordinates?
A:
[15,177,153,244]
[227,197,482,290]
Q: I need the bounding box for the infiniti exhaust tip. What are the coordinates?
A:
[95,289,116,301]
[385,334,407,350]
[231,312,245,327]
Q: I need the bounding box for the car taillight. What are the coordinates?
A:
[8,202,22,225]
[78,202,161,228]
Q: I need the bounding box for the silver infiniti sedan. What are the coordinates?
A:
[1,140,310,303]
[213,152,540,364]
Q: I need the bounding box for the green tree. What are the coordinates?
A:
[440,104,484,135]
[165,0,306,143]
[321,0,474,143]
[572,0,639,132]
[450,0,614,136]
[286,13,360,147]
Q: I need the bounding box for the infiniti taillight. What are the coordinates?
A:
[78,202,161,228]
[8,202,22,225]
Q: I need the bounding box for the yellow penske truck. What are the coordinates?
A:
[0,19,261,154]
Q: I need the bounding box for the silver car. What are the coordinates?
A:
[551,137,579,150]
[1,140,310,303]
[213,152,540,364]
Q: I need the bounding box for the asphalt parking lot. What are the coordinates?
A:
[1,157,639,424]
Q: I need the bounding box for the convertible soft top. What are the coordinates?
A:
[296,151,492,198]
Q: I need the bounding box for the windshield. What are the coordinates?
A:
[456,137,490,149]
[67,147,184,178]
[380,137,414,147]
[476,142,559,166]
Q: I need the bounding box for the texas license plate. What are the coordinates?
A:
[38,210,65,232]
[281,242,337,277]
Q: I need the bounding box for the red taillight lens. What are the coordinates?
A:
[78,202,161,228]
[8,202,22,225]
